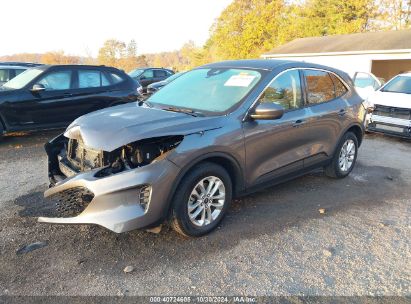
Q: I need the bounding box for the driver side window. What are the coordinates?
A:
[258,70,303,111]
[37,70,72,90]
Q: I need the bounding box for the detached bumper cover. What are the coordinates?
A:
[39,159,180,233]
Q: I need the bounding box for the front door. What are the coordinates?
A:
[3,69,75,128]
[243,69,308,187]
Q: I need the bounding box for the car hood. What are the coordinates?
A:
[64,103,224,152]
[148,81,167,89]
[370,91,411,109]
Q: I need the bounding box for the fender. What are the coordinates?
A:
[332,122,364,156]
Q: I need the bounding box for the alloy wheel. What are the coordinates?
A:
[187,176,226,227]
[338,139,356,172]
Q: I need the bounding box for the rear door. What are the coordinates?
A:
[153,69,169,83]
[300,69,349,167]
[63,68,117,122]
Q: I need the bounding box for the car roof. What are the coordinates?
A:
[199,59,343,72]
[131,67,173,71]
[0,62,42,67]
[398,72,411,77]
[38,64,124,72]
[0,65,28,69]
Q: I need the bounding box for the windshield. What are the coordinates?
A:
[147,68,262,114]
[165,72,183,83]
[381,75,411,94]
[128,69,145,78]
[3,68,43,90]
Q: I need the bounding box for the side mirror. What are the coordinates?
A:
[139,75,146,80]
[31,83,46,93]
[250,103,284,120]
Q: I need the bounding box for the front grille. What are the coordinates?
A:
[373,105,411,120]
[46,187,94,217]
[67,139,104,172]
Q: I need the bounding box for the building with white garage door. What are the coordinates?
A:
[262,29,411,82]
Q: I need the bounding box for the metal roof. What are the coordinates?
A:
[263,29,411,57]
[200,59,296,71]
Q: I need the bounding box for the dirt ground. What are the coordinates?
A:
[0,131,410,297]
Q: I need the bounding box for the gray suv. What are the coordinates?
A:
[41,60,365,237]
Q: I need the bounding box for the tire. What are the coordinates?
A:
[0,122,4,141]
[325,131,358,178]
[170,162,232,237]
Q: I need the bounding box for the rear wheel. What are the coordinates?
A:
[325,132,358,178]
[170,162,232,237]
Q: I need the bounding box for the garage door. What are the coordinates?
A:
[371,59,411,82]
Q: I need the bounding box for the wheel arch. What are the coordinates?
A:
[161,152,245,222]
[345,124,364,147]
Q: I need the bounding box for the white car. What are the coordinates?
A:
[354,72,411,138]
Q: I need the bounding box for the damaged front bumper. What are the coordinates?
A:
[40,135,180,233]
[367,114,411,138]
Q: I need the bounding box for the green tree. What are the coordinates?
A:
[97,39,126,68]
[208,0,285,60]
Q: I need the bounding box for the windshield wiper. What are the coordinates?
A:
[138,98,153,108]
[163,107,200,117]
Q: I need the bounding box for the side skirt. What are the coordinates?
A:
[237,159,332,198]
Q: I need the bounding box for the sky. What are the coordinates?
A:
[0,0,232,57]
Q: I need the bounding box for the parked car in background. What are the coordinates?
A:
[146,72,184,95]
[41,60,365,237]
[128,67,174,92]
[353,71,385,103]
[0,62,42,86]
[365,72,411,138]
[0,64,140,137]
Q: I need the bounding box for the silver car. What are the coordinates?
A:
[40,60,365,237]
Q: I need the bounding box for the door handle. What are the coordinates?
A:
[338,109,347,116]
[292,119,305,127]
[63,92,73,97]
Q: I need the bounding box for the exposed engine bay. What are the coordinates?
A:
[46,135,183,183]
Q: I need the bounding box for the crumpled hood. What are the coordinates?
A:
[64,103,224,151]
[369,91,411,109]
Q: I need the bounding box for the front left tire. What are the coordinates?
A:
[170,162,232,237]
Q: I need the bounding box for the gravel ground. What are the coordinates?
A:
[0,131,410,297]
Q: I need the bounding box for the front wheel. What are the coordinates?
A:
[0,122,4,141]
[170,162,232,237]
[325,132,358,178]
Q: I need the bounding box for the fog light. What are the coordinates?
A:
[139,185,152,211]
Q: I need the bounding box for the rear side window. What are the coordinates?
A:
[38,70,72,90]
[330,74,348,97]
[0,69,10,82]
[259,70,303,110]
[78,70,110,88]
[154,70,167,77]
[304,70,335,104]
[15,69,26,77]
[109,72,125,84]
